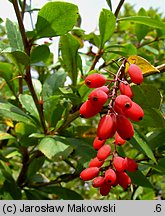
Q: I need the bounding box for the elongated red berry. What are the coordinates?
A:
[92,176,105,188]
[100,182,111,196]
[119,81,134,99]
[97,144,111,161]
[114,95,132,110]
[97,114,116,140]
[80,100,102,118]
[104,169,116,185]
[124,157,138,172]
[113,156,126,172]
[116,172,131,189]
[93,136,106,150]
[88,89,108,106]
[80,167,99,181]
[124,101,144,122]
[85,73,106,88]
[128,64,143,84]
[116,115,134,140]
[89,157,104,168]
[97,86,109,94]
[114,132,126,146]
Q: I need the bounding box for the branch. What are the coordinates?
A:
[12,0,29,54]
[28,172,79,188]
[21,0,27,20]
[12,0,47,134]
[89,48,104,71]
[57,110,80,132]
[114,0,125,18]
[24,66,47,133]
[17,147,29,188]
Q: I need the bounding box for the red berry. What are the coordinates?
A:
[100,182,111,196]
[92,176,105,188]
[128,64,143,85]
[119,81,134,99]
[114,95,132,110]
[116,172,131,189]
[97,114,116,140]
[89,157,104,168]
[88,89,108,106]
[124,157,138,172]
[114,132,126,146]
[79,100,102,118]
[93,136,106,150]
[113,156,126,172]
[80,167,99,181]
[85,73,106,88]
[104,169,117,185]
[116,115,134,140]
[97,144,111,161]
[124,101,144,122]
[97,86,109,94]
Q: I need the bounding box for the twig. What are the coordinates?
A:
[57,110,80,132]
[114,0,125,18]
[12,0,47,134]
[21,0,26,20]
[17,147,29,188]
[12,0,29,54]
[89,48,104,71]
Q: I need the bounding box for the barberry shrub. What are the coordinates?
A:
[0,0,165,200]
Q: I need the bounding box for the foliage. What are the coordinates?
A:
[0,0,165,200]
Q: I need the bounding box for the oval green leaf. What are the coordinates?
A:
[36,2,79,38]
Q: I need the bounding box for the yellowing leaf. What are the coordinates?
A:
[5,119,14,128]
[126,55,160,76]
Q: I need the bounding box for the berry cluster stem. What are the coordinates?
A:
[107,59,127,112]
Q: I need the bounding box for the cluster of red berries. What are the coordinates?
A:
[79,62,144,196]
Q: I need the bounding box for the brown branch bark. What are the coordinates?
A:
[114,0,125,18]
[12,0,47,134]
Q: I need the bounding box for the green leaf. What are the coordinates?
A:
[67,138,96,165]
[6,18,24,51]
[30,45,50,64]
[36,2,79,38]
[2,49,29,67]
[15,122,38,147]
[131,84,161,109]
[135,8,149,42]
[0,62,13,81]
[0,132,15,141]
[0,100,35,126]
[40,186,83,200]
[44,95,64,127]
[60,33,80,86]
[24,189,49,200]
[19,94,39,120]
[42,70,66,99]
[130,130,156,163]
[119,16,165,29]
[3,179,22,200]
[38,137,68,160]
[147,129,165,149]
[0,41,8,52]
[128,170,153,188]
[106,0,112,10]
[140,108,165,128]
[27,156,45,179]
[32,79,42,98]
[99,9,116,48]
